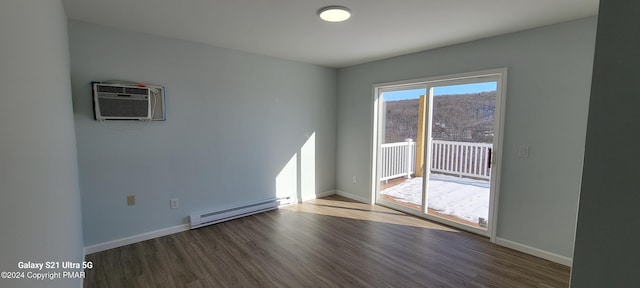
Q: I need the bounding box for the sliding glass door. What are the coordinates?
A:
[376,86,427,213]
[374,69,506,237]
[425,81,496,230]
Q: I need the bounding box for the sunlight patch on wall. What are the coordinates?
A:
[276,153,297,199]
[300,132,316,201]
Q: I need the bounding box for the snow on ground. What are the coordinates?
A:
[380,174,489,224]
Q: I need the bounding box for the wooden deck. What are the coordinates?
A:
[84,195,570,287]
[380,176,484,228]
[379,194,482,228]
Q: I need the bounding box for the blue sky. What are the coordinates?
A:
[383,81,497,101]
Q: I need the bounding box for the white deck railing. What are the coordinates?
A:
[380,140,416,181]
[431,140,492,180]
[380,139,492,181]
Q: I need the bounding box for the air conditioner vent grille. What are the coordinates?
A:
[98,98,150,118]
[124,87,149,95]
[96,85,124,93]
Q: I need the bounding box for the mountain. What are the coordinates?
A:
[383,91,495,143]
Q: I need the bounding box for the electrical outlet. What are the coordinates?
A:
[170,198,179,209]
[127,195,135,206]
[352,176,357,184]
[518,145,530,158]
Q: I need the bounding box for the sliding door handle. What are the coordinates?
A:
[487,148,492,169]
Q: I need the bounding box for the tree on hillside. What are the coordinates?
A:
[384,92,495,143]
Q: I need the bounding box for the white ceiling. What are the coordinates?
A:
[61,0,599,68]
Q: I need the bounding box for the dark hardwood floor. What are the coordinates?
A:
[84,195,570,287]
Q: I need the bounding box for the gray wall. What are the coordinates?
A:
[571,1,640,286]
[0,1,84,287]
[336,18,597,259]
[69,21,337,246]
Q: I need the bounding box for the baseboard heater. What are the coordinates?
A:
[190,196,294,229]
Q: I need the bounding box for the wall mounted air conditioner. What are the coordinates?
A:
[93,83,151,120]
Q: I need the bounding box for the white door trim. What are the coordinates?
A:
[371,68,508,241]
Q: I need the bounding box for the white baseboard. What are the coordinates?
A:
[299,190,337,202]
[335,190,370,203]
[494,237,572,267]
[84,194,306,255]
[84,224,190,255]
[316,190,337,199]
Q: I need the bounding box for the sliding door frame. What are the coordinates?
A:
[370,68,508,241]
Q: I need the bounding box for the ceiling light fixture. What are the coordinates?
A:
[318,6,351,23]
